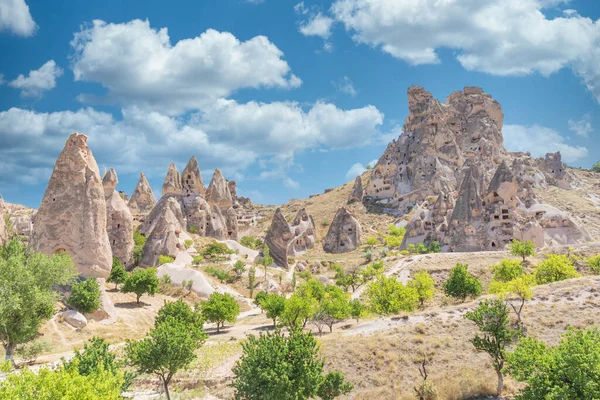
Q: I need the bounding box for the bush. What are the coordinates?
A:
[233,261,246,278]
[158,255,175,265]
[408,270,435,306]
[408,243,429,254]
[132,231,147,266]
[107,258,128,289]
[205,266,233,283]
[426,241,441,253]
[133,245,143,265]
[535,254,580,284]
[240,236,262,250]
[366,237,379,246]
[122,268,159,304]
[192,255,204,265]
[188,225,199,234]
[388,224,406,237]
[443,264,482,301]
[203,242,234,258]
[586,255,600,274]
[384,234,402,248]
[321,219,330,227]
[68,278,101,314]
[317,371,354,400]
[491,259,524,282]
[592,161,600,173]
[366,275,419,315]
[509,239,535,262]
[133,230,146,246]
[201,292,240,333]
[184,240,194,249]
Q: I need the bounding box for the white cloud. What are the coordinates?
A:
[299,12,334,39]
[345,158,378,180]
[283,177,300,190]
[70,19,301,114]
[331,0,600,102]
[0,0,37,36]
[9,60,63,98]
[294,2,308,15]
[333,76,357,96]
[503,124,588,163]
[568,114,593,138]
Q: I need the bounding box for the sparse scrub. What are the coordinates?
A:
[586,255,600,274]
[205,266,233,283]
[192,255,204,265]
[240,236,262,250]
[15,340,51,366]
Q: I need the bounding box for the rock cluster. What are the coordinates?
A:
[366,86,590,251]
[264,208,316,268]
[103,168,134,267]
[322,207,362,253]
[128,173,156,213]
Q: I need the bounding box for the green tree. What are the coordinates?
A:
[317,371,354,400]
[535,254,580,284]
[0,239,76,362]
[281,292,317,329]
[592,161,600,173]
[491,259,524,282]
[155,299,204,329]
[366,274,419,315]
[201,292,240,333]
[408,270,435,306]
[260,245,274,282]
[126,315,207,400]
[506,327,600,399]
[122,268,159,305]
[509,239,535,262]
[316,286,351,332]
[464,299,518,395]
[68,278,101,314]
[349,299,366,323]
[587,255,600,274]
[259,293,287,328]
[231,328,351,400]
[248,266,256,298]
[233,260,246,279]
[132,230,146,265]
[443,263,482,301]
[107,258,128,289]
[488,274,536,332]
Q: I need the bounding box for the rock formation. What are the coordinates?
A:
[31,133,112,279]
[264,208,293,268]
[348,176,364,203]
[288,208,316,256]
[162,163,182,196]
[0,198,7,245]
[225,207,239,241]
[103,168,134,267]
[206,168,233,211]
[182,156,206,197]
[128,172,156,213]
[140,196,187,266]
[322,207,362,253]
[368,86,590,251]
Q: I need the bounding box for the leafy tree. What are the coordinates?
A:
[408,270,435,306]
[201,292,240,333]
[126,316,207,400]
[231,328,351,400]
[317,371,353,400]
[509,239,535,262]
[464,299,518,395]
[261,294,287,327]
[491,259,524,282]
[203,242,235,259]
[488,274,536,332]
[586,255,600,274]
[0,239,76,361]
[281,292,317,329]
[0,361,124,399]
[248,266,256,298]
[443,263,482,301]
[241,236,262,250]
[426,241,441,253]
[315,286,351,332]
[260,245,274,282]
[233,260,246,278]
[506,326,600,399]
[366,274,419,315]
[68,278,101,314]
[592,161,600,173]
[349,299,366,323]
[155,299,204,329]
[122,268,159,305]
[107,258,128,289]
[132,230,146,265]
[535,254,580,284]
[254,290,269,310]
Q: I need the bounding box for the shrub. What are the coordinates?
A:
[535,254,580,284]
[491,259,524,282]
[388,224,406,237]
[384,234,402,248]
[184,240,193,249]
[408,243,429,254]
[366,237,379,246]
[233,261,246,278]
[362,247,374,262]
[107,258,128,290]
[366,275,419,315]
[592,161,600,173]
[122,268,159,305]
[317,371,354,400]
[349,299,367,322]
[321,219,330,227]
[133,230,146,246]
[188,225,199,234]
[68,278,101,314]
[192,255,204,265]
[158,255,175,265]
[160,274,172,285]
[133,245,143,265]
[240,236,262,250]
[203,242,234,258]
[586,255,600,274]
[201,292,240,333]
[427,241,441,253]
[248,266,256,298]
[16,340,51,365]
[408,270,435,306]
[509,239,535,262]
[205,266,233,283]
[443,264,482,301]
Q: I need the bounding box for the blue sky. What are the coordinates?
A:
[0,0,599,208]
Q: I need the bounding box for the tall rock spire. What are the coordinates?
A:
[128,172,156,213]
[103,168,134,267]
[162,162,182,196]
[182,156,206,196]
[206,168,233,211]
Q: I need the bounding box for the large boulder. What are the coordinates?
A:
[322,207,362,253]
[182,156,206,197]
[62,310,87,329]
[103,168,134,267]
[128,172,156,214]
[206,168,233,211]
[31,133,112,279]
[264,208,293,269]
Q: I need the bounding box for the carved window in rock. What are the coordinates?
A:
[54,248,67,255]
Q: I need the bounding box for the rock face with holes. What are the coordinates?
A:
[322,207,362,253]
[370,86,590,251]
[287,208,316,256]
[182,156,206,197]
[103,168,134,267]
[31,133,112,279]
[348,176,364,203]
[162,163,183,196]
[206,168,233,211]
[264,208,294,269]
[225,207,239,241]
[128,172,156,214]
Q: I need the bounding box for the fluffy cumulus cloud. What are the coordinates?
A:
[299,13,334,39]
[345,158,378,180]
[568,114,593,138]
[0,0,37,36]
[331,0,600,102]
[503,124,588,163]
[0,100,384,188]
[9,60,63,98]
[70,19,301,114]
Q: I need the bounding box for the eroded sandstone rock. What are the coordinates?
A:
[103,168,134,267]
[128,172,156,213]
[162,163,183,196]
[288,208,316,256]
[322,207,362,253]
[264,208,293,268]
[206,168,233,211]
[140,196,186,266]
[225,207,239,241]
[182,156,206,196]
[348,176,364,204]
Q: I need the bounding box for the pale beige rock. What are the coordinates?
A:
[141,196,186,266]
[62,310,87,329]
[206,168,233,211]
[182,156,206,196]
[264,208,293,268]
[31,133,112,279]
[225,207,239,240]
[162,163,182,196]
[103,168,134,267]
[0,198,7,245]
[322,207,362,253]
[128,172,156,213]
[348,176,364,203]
[288,208,316,256]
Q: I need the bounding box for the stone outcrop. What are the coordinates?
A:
[372,86,590,251]
[140,196,186,266]
[225,207,239,241]
[162,163,182,196]
[103,168,134,267]
[61,310,87,329]
[348,176,364,203]
[206,168,233,211]
[322,207,362,253]
[182,156,206,197]
[264,208,293,268]
[31,133,112,279]
[128,172,156,213]
[288,208,316,256]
